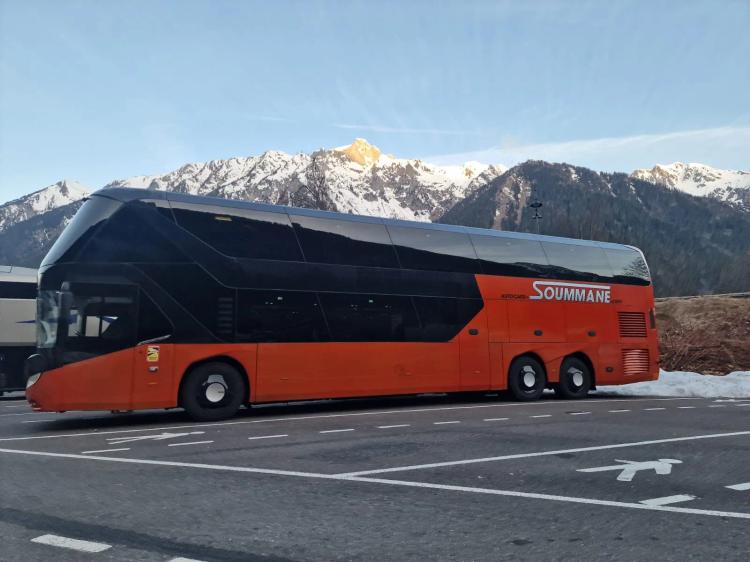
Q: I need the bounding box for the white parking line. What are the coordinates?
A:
[30,534,111,553]
[608,409,630,413]
[726,482,750,491]
[640,494,696,506]
[247,434,289,440]
[569,412,591,416]
[433,421,461,425]
[337,430,750,477]
[81,448,131,454]
[4,446,750,521]
[320,428,355,434]
[483,417,509,422]
[531,414,552,418]
[168,440,214,447]
[377,424,411,429]
[678,406,696,409]
[644,407,666,411]
[0,397,705,443]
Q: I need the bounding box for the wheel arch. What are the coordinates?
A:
[178,355,251,406]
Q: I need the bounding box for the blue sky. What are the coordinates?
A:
[0,0,748,202]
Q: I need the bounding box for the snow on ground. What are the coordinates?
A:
[596,370,750,398]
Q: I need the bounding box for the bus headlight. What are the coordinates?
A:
[26,373,42,389]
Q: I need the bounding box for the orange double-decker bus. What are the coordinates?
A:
[25,188,658,421]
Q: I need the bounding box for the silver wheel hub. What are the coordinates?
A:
[569,368,584,387]
[204,374,228,403]
[522,366,537,388]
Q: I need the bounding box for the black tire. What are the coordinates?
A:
[508,356,546,401]
[555,356,592,399]
[179,362,246,421]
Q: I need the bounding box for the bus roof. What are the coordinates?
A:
[95,187,641,254]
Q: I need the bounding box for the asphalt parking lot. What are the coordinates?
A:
[1,392,749,561]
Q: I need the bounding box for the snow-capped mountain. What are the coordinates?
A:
[631,162,750,212]
[105,138,507,221]
[0,180,90,233]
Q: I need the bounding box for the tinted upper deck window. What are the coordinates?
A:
[291,215,399,268]
[80,202,188,263]
[172,203,303,261]
[604,248,651,284]
[541,242,614,281]
[387,226,478,273]
[470,235,550,277]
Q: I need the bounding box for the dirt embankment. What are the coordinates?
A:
[655,295,750,374]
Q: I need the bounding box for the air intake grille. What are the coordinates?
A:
[618,312,647,338]
[622,349,650,377]
[216,296,235,337]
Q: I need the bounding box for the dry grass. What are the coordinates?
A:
[655,296,750,374]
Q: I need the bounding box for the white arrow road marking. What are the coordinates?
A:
[640,494,696,506]
[31,534,111,553]
[577,458,682,482]
[106,431,205,445]
[726,482,750,491]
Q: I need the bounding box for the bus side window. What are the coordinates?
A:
[541,243,614,282]
[319,293,421,342]
[291,215,400,268]
[387,226,479,273]
[236,290,328,343]
[470,235,549,277]
[172,204,303,261]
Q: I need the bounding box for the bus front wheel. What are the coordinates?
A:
[508,356,546,401]
[180,362,246,421]
[555,357,592,399]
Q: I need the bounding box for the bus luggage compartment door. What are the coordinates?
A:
[132,343,175,409]
[458,308,491,391]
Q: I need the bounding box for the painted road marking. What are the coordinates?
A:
[640,494,696,506]
[0,397,705,443]
[3,447,750,521]
[81,448,131,454]
[31,534,111,553]
[726,482,750,491]
[608,409,630,413]
[531,414,552,418]
[433,421,461,425]
[737,404,750,407]
[169,558,206,562]
[338,430,750,477]
[320,428,355,434]
[569,411,591,416]
[577,459,682,482]
[678,406,696,409]
[377,424,411,429]
[483,417,509,422]
[644,407,666,411]
[708,405,727,408]
[22,420,48,423]
[247,434,289,440]
[107,431,206,445]
[167,440,214,447]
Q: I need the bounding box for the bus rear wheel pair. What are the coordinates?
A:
[507,356,592,401]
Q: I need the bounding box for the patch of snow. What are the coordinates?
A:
[595,370,750,398]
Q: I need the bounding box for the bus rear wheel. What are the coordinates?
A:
[508,356,546,401]
[555,357,592,399]
[180,362,246,421]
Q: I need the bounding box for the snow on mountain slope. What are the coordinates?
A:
[631,162,750,211]
[0,180,90,233]
[105,139,507,221]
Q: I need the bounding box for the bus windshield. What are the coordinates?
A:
[37,283,138,363]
